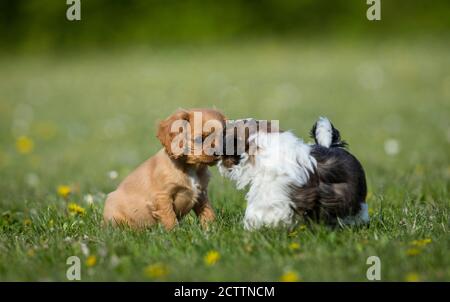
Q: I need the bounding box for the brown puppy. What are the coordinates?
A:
[103,108,226,230]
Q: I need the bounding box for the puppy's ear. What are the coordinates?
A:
[157,110,190,157]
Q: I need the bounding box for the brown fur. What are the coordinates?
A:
[103,108,226,230]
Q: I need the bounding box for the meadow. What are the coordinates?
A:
[0,39,449,281]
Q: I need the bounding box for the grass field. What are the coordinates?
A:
[0,39,449,281]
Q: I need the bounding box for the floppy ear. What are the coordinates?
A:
[157,110,190,157]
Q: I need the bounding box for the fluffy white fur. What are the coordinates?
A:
[219,131,316,230]
[314,116,333,148]
[219,128,369,230]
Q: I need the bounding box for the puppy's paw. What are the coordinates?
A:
[198,207,216,230]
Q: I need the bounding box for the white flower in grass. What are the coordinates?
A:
[80,243,90,256]
[110,255,120,268]
[98,246,108,257]
[84,194,94,205]
[108,170,119,180]
[384,139,400,156]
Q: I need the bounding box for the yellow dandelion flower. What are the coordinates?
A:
[280,271,300,282]
[86,255,97,267]
[406,248,421,256]
[288,231,298,237]
[411,238,432,247]
[422,238,432,245]
[289,242,301,251]
[144,263,169,279]
[57,185,71,198]
[244,244,254,253]
[405,272,420,282]
[16,136,34,154]
[23,219,32,227]
[204,250,220,266]
[26,249,35,257]
[368,207,375,215]
[68,203,86,215]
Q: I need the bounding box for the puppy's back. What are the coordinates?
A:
[290,145,367,224]
[103,152,164,227]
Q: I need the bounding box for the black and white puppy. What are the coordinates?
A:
[219,117,369,230]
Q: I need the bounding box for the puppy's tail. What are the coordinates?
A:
[310,117,347,148]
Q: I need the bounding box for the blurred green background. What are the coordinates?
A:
[0,0,449,281]
[1,0,449,52]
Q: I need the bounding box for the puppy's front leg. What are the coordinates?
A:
[152,194,178,231]
[194,191,216,228]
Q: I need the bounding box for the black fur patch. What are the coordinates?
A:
[289,145,367,225]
